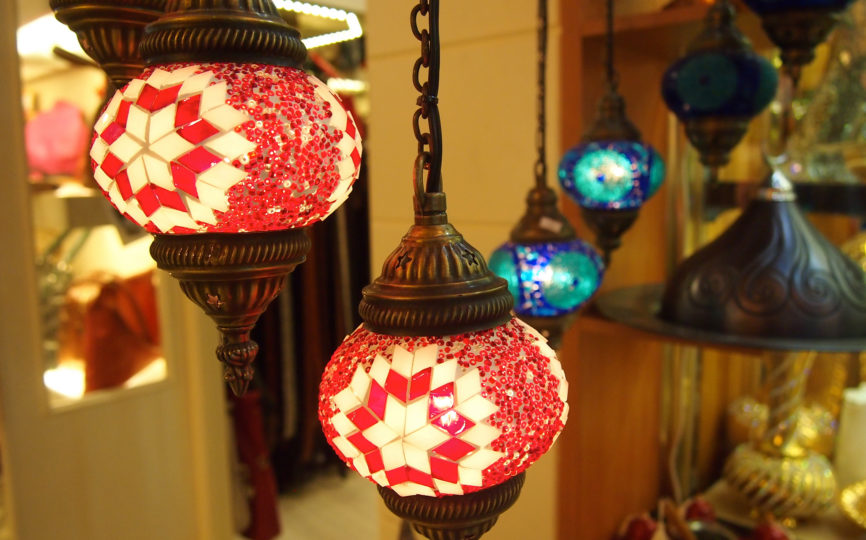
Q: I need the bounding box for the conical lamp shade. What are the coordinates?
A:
[661,172,866,339]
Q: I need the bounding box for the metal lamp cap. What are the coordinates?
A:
[360,219,513,337]
[510,185,576,244]
[584,89,642,143]
[140,0,307,67]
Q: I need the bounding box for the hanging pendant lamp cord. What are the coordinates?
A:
[534,0,549,189]
[605,0,618,91]
[411,0,443,209]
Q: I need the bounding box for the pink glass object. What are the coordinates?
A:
[89,63,363,234]
[26,101,89,178]
[318,318,569,497]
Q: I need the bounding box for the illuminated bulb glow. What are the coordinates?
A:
[17,14,84,58]
[273,0,364,49]
[44,364,86,399]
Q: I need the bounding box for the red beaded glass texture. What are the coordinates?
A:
[89,63,363,234]
[319,318,569,497]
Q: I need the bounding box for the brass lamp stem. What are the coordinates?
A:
[724,349,837,519]
[760,351,813,459]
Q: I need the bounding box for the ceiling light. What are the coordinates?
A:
[273,0,364,49]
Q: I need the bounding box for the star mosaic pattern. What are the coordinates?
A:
[89,63,363,234]
[319,318,568,497]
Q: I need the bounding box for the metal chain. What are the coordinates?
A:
[534,0,548,189]
[605,0,619,90]
[410,0,443,197]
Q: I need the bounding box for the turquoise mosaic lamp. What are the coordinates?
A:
[662,0,778,176]
[489,239,604,318]
[490,0,604,348]
[557,0,665,264]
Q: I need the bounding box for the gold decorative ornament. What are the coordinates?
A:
[723,352,837,520]
[840,480,866,531]
[726,351,846,457]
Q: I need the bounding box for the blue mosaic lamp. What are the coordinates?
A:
[491,180,605,348]
[743,0,855,81]
[662,0,778,173]
[490,0,604,348]
[557,0,665,264]
[558,140,665,211]
[490,239,604,319]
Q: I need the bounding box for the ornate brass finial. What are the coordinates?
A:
[150,230,310,395]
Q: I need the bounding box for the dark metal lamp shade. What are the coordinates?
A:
[661,172,866,340]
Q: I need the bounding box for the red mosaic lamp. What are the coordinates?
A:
[317,2,568,538]
[53,0,363,394]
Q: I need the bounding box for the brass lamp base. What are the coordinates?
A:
[759,8,841,84]
[580,207,639,265]
[684,116,750,170]
[378,473,525,540]
[150,229,310,395]
[723,444,836,520]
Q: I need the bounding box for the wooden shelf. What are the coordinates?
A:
[580,4,710,38]
[578,1,768,56]
[705,181,866,218]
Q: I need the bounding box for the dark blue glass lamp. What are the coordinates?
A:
[662,1,778,176]
[557,0,665,264]
[489,0,604,348]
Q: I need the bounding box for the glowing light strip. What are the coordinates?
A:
[273,0,364,49]
[327,77,368,93]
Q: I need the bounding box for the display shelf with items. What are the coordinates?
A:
[19,43,170,408]
[31,189,168,407]
[558,0,866,538]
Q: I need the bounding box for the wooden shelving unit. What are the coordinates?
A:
[580,4,709,37]
[555,2,777,539]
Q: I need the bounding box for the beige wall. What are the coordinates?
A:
[367,2,562,539]
[0,3,234,538]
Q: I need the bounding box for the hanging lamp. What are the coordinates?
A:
[661,0,778,178]
[489,0,604,349]
[52,0,364,395]
[743,0,856,85]
[557,0,665,265]
[318,2,568,538]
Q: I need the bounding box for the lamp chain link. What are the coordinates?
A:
[534,0,548,189]
[605,0,619,91]
[410,0,443,200]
